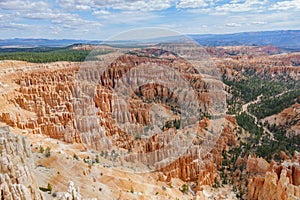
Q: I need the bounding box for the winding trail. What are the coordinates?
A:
[241,94,274,140]
[241,89,295,141]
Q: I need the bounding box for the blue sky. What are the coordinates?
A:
[0,0,300,40]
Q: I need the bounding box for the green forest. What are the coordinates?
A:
[224,72,300,162]
[223,76,296,103]
[249,89,300,120]
[0,45,115,63]
[0,49,91,63]
[236,112,300,161]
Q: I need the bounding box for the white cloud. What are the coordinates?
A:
[0,0,300,39]
[74,4,91,10]
[251,21,266,25]
[216,0,267,13]
[20,9,102,29]
[95,10,159,24]
[176,0,208,9]
[110,0,172,11]
[0,22,31,29]
[93,10,110,15]
[230,0,243,3]
[186,8,212,14]
[52,13,102,28]
[57,0,172,11]
[0,0,49,11]
[270,0,300,11]
[225,22,242,27]
[0,14,5,22]
[0,0,102,36]
[23,12,61,20]
[56,0,92,10]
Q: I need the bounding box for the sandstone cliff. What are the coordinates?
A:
[248,152,300,200]
[0,126,44,200]
[0,47,229,196]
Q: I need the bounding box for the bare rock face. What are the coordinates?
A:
[217,51,300,81]
[247,156,270,174]
[247,153,300,200]
[293,152,300,186]
[292,165,300,186]
[0,48,227,193]
[10,65,81,142]
[0,126,44,200]
[263,103,300,137]
[0,113,16,127]
[249,169,300,200]
[56,181,83,200]
[5,49,217,148]
[158,116,237,189]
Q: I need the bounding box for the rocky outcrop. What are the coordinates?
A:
[157,116,237,190]
[2,65,81,142]
[247,156,270,174]
[56,181,83,200]
[249,169,300,200]
[218,51,300,81]
[0,126,44,200]
[263,103,300,136]
[248,152,300,200]
[0,48,227,193]
[206,45,280,58]
[2,48,218,150]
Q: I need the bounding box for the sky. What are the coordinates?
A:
[0,0,300,40]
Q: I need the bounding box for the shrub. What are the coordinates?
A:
[39,146,44,154]
[95,155,100,163]
[39,183,52,194]
[180,184,189,194]
[47,183,52,193]
[73,154,79,160]
[130,186,134,193]
[45,147,51,157]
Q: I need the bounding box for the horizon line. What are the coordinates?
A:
[1,29,299,41]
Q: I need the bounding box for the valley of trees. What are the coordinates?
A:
[223,75,297,103]
[236,112,300,161]
[224,70,300,161]
[248,89,300,119]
